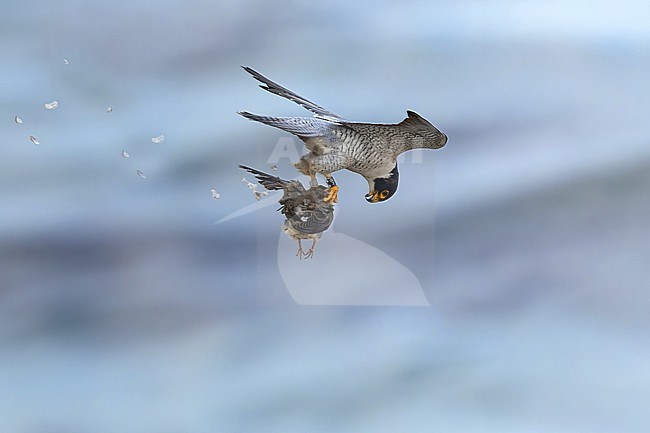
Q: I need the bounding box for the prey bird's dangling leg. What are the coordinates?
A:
[303,239,318,259]
[323,174,339,204]
[296,239,304,258]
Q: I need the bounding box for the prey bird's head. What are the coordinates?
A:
[365,165,399,204]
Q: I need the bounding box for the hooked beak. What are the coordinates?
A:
[365,191,380,203]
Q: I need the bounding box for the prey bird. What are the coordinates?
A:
[239,165,334,259]
[239,67,448,204]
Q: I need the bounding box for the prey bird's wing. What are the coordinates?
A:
[239,165,305,193]
[239,165,305,219]
[242,66,345,122]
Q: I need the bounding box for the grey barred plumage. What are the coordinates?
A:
[239,165,334,259]
[239,67,447,203]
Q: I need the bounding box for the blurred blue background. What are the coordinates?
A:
[2,0,650,431]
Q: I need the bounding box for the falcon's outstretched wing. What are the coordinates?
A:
[242,66,344,122]
[238,111,339,139]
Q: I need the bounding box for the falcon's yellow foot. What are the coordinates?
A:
[323,185,339,204]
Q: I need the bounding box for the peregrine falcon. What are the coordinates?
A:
[239,67,448,204]
[239,165,334,259]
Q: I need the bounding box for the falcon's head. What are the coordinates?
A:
[365,165,399,203]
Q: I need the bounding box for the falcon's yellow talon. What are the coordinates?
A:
[324,185,339,204]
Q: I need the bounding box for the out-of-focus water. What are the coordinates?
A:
[2,1,650,432]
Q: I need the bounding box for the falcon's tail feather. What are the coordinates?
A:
[239,165,291,191]
[241,66,343,121]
